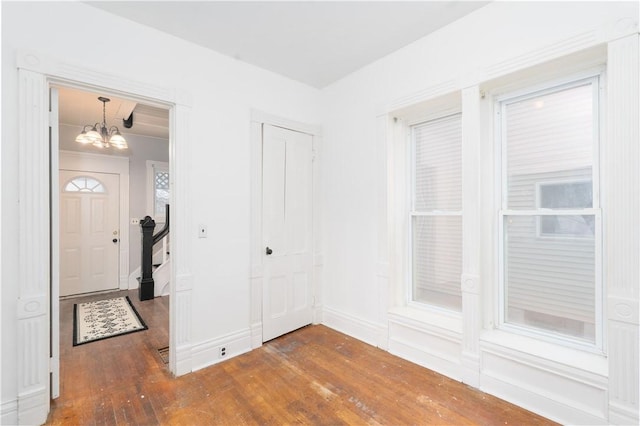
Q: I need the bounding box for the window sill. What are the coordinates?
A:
[480,329,607,378]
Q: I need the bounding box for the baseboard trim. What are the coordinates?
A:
[250,322,262,349]
[1,399,18,426]
[191,328,252,372]
[174,343,192,376]
[608,401,639,425]
[17,387,48,426]
[322,306,386,348]
[480,373,606,425]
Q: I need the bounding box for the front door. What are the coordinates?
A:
[262,124,314,341]
[59,170,120,296]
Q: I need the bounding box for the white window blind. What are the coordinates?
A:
[499,77,601,346]
[411,114,462,311]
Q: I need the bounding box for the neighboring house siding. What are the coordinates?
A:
[506,167,594,336]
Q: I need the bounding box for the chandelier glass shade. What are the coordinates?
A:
[76,97,128,149]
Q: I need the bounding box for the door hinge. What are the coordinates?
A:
[48,111,56,126]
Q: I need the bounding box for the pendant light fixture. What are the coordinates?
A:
[75,96,128,149]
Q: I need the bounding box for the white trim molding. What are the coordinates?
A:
[17,68,50,426]
[0,399,18,426]
[604,33,640,426]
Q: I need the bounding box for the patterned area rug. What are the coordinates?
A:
[73,296,148,346]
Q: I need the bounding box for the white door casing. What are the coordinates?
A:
[49,87,60,399]
[59,171,120,296]
[262,124,314,341]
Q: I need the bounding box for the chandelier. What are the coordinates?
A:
[75,96,128,149]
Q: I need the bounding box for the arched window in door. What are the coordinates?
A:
[63,176,106,193]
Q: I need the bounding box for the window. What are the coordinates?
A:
[498,75,601,347]
[64,176,106,193]
[147,161,169,222]
[410,113,462,311]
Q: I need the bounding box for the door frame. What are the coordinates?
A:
[249,110,323,349]
[16,50,194,425]
[59,151,130,291]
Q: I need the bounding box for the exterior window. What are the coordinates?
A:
[498,76,601,346]
[147,161,169,222]
[411,113,462,311]
[64,176,106,193]
[154,170,170,216]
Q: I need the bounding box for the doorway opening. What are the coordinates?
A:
[52,84,172,400]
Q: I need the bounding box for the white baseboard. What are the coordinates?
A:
[322,306,387,348]
[174,343,192,377]
[480,344,608,425]
[609,401,640,425]
[1,399,18,426]
[17,387,48,425]
[250,322,262,349]
[190,328,252,372]
[480,373,606,425]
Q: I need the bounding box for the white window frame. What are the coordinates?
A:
[146,160,170,223]
[408,111,463,312]
[495,72,604,352]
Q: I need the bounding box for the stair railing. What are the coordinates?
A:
[139,204,170,301]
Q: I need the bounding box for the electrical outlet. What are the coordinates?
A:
[219,346,227,358]
[131,218,140,225]
[199,225,207,238]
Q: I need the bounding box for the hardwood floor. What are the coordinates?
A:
[48,290,556,425]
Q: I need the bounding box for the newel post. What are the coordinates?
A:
[139,216,156,301]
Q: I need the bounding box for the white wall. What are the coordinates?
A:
[319,1,638,425]
[1,2,321,423]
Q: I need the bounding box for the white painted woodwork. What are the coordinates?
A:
[460,85,481,387]
[262,124,314,342]
[171,103,193,377]
[49,87,60,399]
[17,68,50,426]
[604,34,640,425]
[59,171,120,296]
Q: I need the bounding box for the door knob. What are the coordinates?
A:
[112,238,119,243]
[265,246,273,255]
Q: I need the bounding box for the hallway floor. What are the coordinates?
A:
[47,290,555,425]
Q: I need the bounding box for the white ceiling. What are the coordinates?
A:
[87,1,490,89]
[58,86,170,139]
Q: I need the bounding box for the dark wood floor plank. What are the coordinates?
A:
[47,289,557,425]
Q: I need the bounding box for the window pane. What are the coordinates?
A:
[506,83,593,209]
[504,215,595,342]
[154,171,169,216]
[64,176,105,193]
[414,115,462,211]
[412,215,462,310]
